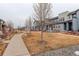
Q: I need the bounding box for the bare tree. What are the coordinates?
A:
[7,20,14,32]
[28,17,32,34]
[25,19,29,31]
[33,3,52,43]
[25,17,32,34]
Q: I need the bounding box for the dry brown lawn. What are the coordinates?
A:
[0,43,7,55]
[22,31,79,55]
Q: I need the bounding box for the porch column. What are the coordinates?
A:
[66,22,69,31]
[44,25,46,31]
[72,18,78,32]
[48,25,50,31]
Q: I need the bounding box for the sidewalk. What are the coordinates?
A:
[3,33,30,56]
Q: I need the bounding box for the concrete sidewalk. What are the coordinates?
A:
[3,33,30,56]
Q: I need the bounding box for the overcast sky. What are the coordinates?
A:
[0,3,33,28]
[0,3,79,28]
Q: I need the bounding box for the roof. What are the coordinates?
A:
[49,9,79,20]
[68,11,76,15]
[52,20,72,25]
[49,17,58,20]
[68,9,79,15]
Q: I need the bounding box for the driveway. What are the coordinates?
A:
[3,33,30,56]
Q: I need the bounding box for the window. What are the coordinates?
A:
[53,25,54,28]
[59,19,61,22]
[58,26,60,28]
[62,17,64,21]
[53,25,55,28]
[68,15,71,19]
[59,17,64,22]
[54,25,55,28]
[72,14,76,18]
[55,25,57,28]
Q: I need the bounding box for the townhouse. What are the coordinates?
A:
[0,19,13,39]
[46,9,79,32]
[33,9,79,32]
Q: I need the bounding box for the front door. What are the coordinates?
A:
[68,22,72,31]
[64,23,67,30]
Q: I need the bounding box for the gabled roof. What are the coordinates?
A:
[49,9,79,20]
[68,9,79,15]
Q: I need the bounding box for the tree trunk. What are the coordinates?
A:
[41,22,43,41]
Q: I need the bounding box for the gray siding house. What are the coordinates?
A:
[48,9,79,32]
[33,9,79,32]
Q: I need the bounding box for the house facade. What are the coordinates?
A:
[47,9,79,32]
[0,19,13,39]
[33,9,79,32]
[33,19,53,31]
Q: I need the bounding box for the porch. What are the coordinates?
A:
[64,20,73,31]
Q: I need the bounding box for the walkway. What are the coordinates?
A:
[3,33,30,56]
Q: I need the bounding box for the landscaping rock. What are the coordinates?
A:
[36,45,79,56]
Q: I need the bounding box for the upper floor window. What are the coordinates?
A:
[53,25,55,28]
[59,17,64,22]
[72,14,76,18]
[58,25,60,28]
[68,15,71,19]
[62,17,64,21]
